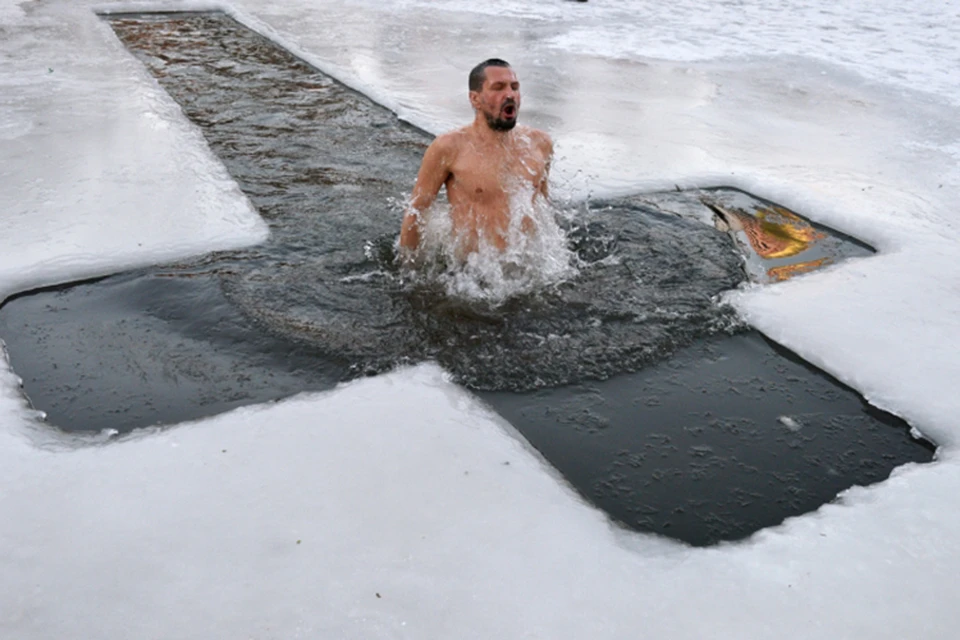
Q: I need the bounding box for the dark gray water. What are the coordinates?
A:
[0,11,932,546]
[480,333,927,545]
[0,272,348,429]
[96,12,753,392]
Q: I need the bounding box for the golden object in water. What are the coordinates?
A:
[704,199,831,283]
[718,204,825,259]
[767,258,830,282]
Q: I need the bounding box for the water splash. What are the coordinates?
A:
[403,188,578,304]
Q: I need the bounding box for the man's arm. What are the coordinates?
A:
[535,131,554,200]
[400,136,454,254]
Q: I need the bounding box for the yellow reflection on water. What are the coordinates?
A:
[766,257,829,282]
[706,200,832,282]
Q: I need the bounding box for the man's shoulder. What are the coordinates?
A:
[433,127,471,148]
[424,128,469,161]
[518,125,553,153]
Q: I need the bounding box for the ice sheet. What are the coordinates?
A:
[0,0,268,302]
[3,0,960,637]
[1,358,958,638]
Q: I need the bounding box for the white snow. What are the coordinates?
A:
[2,0,960,637]
[0,0,268,301]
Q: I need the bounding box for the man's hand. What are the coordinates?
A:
[399,208,423,254]
[398,135,455,254]
[535,131,553,201]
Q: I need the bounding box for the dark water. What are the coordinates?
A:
[0,11,932,546]
[479,333,927,545]
[91,12,877,393]
[96,11,751,391]
[0,272,348,430]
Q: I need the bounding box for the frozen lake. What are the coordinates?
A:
[2,0,959,637]
[0,10,931,547]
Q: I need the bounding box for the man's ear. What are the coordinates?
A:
[468,90,480,110]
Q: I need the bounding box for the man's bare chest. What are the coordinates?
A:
[447,145,545,201]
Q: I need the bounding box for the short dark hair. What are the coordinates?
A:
[469,58,511,92]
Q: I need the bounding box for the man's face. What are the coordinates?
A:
[470,66,520,132]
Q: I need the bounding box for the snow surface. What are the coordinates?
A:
[0,0,268,301]
[2,0,960,637]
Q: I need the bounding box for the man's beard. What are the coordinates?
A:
[484,103,518,131]
[484,112,518,131]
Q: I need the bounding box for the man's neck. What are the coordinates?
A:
[470,116,514,145]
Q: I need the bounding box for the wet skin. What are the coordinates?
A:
[399,66,554,258]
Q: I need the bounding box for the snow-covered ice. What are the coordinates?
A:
[2,0,960,637]
[0,0,268,301]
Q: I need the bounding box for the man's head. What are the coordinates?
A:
[468,58,520,132]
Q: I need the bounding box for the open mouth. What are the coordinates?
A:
[501,103,517,118]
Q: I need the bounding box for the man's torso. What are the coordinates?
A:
[442,126,550,253]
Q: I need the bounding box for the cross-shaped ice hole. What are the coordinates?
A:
[0,10,932,547]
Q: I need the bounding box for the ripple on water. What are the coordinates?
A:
[220,199,746,390]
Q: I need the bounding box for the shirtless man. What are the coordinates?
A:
[399,59,554,261]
